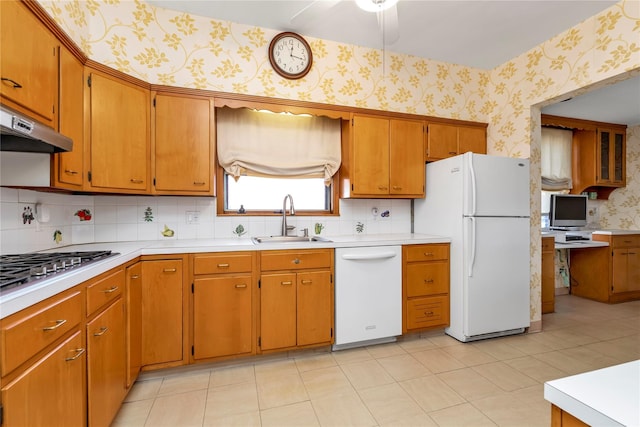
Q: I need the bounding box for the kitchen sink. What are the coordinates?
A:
[251,235,332,244]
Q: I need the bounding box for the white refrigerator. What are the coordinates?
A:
[414,152,530,342]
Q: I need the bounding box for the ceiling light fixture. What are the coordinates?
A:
[355,0,398,13]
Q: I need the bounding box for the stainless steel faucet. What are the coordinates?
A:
[281,194,295,236]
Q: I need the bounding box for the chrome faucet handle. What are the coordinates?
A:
[302,228,309,237]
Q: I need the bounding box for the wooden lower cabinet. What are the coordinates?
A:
[541,236,555,313]
[403,243,450,333]
[87,298,126,427]
[1,331,85,427]
[571,234,640,303]
[259,249,334,351]
[192,251,257,360]
[551,405,589,427]
[141,258,186,368]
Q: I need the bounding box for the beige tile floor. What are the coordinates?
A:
[112,295,640,426]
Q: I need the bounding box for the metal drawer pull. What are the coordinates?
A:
[378,186,388,190]
[102,286,119,293]
[217,263,230,268]
[64,169,79,175]
[163,268,177,272]
[235,284,247,288]
[281,281,293,286]
[424,252,434,257]
[130,274,140,279]
[448,151,457,155]
[93,327,108,337]
[301,280,313,284]
[130,178,143,184]
[392,186,402,190]
[1,77,22,88]
[424,311,435,317]
[193,181,206,186]
[65,348,86,362]
[293,258,300,264]
[42,319,67,331]
[424,279,434,284]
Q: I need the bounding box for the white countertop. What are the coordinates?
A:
[592,229,640,235]
[0,233,449,319]
[553,241,610,249]
[544,360,640,427]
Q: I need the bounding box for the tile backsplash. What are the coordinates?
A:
[0,188,411,254]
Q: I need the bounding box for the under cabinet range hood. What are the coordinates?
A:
[0,104,73,153]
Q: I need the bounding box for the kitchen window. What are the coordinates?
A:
[216,106,341,215]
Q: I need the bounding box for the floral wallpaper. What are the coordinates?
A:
[38,0,640,326]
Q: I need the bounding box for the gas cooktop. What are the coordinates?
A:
[0,251,118,293]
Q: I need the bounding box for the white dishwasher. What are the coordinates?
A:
[333,245,402,350]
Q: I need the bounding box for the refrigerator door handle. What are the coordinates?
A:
[468,217,476,277]
[469,154,477,216]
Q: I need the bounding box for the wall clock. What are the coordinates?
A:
[268,32,313,80]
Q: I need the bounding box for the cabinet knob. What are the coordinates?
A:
[65,348,86,362]
[42,319,67,331]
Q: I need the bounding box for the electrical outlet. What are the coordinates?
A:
[186,211,200,224]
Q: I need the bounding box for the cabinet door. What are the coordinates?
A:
[597,129,611,183]
[0,0,58,126]
[458,126,486,155]
[426,123,458,160]
[612,248,640,294]
[389,119,424,196]
[87,299,126,427]
[193,275,252,359]
[126,262,142,388]
[54,46,84,188]
[352,115,390,195]
[541,239,555,314]
[297,271,333,346]
[88,71,150,192]
[1,331,85,427]
[141,260,183,365]
[612,130,625,184]
[260,273,296,350]
[154,94,214,194]
[628,248,640,292]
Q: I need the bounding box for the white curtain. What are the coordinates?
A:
[541,127,573,191]
[216,107,341,184]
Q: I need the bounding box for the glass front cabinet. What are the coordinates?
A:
[597,128,625,186]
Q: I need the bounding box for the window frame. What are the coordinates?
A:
[215,166,340,216]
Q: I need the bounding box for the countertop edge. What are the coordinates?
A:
[0,234,449,319]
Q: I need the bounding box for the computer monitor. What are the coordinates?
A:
[549,194,588,230]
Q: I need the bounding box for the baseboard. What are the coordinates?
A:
[555,287,570,296]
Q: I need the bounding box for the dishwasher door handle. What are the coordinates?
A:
[341,252,398,261]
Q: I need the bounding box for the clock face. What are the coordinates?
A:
[269,32,312,79]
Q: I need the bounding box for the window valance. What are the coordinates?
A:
[216,107,341,184]
[541,127,573,191]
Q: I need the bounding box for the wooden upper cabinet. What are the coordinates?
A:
[344,114,424,198]
[352,115,390,196]
[85,69,150,193]
[596,128,625,186]
[389,119,425,196]
[0,0,58,127]
[153,93,215,195]
[53,46,85,189]
[426,123,486,161]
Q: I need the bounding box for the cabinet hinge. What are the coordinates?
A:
[153,177,156,186]
[87,171,92,182]
[87,75,92,87]
[351,118,354,126]
[153,97,156,107]
[331,328,333,338]
[351,184,354,191]
[258,336,261,347]
[191,346,194,356]
[258,279,261,288]
[192,283,194,293]
[330,273,333,284]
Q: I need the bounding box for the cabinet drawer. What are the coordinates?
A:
[406,262,449,297]
[610,235,640,248]
[260,249,332,271]
[541,236,555,252]
[1,291,82,376]
[404,244,449,262]
[406,296,449,330]
[193,252,254,275]
[86,269,124,317]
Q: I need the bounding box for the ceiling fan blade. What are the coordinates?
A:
[377,4,399,44]
[291,0,341,27]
